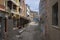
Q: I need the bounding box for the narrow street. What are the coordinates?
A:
[0,0,60,40]
[17,21,41,40]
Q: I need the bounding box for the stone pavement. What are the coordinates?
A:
[17,22,42,40]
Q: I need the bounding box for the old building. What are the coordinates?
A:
[26,4,33,21]
[0,0,30,40]
[19,0,26,17]
[39,0,48,40]
[0,0,9,40]
[19,0,30,27]
[45,0,60,40]
[30,11,39,22]
[5,0,20,40]
[39,0,60,40]
[26,4,30,17]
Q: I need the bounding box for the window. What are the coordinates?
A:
[7,1,17,11]
[23,1,24,3]
[19,0,21,2]
[7,1,12,9]
[13,5,17,10]
[52,2,58,26]
[27,15,29,17]
[19,8,22,13]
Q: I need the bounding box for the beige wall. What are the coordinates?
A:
[46,0,60,40]
[20,0,27,17]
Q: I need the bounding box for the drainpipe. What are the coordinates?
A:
[4,0,8,40]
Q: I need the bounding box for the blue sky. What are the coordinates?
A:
[25,0,40,12]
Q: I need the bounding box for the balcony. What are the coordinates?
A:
[10,0,19,6]
[6,1,12,13]
[10,9,17,14]
[19,8,22,14]
[7,1,17,14]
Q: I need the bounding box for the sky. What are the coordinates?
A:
[25,0,40,12]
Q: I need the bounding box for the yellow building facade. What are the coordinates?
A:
[0,0,30,40]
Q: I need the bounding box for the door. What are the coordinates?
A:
[0,17,2,40]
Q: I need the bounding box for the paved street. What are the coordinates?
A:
[17,22,41,40]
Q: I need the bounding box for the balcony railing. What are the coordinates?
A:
[5,6,11,13]
[10,0,19,6]
[11,9,17,13]
[6,6,17,14]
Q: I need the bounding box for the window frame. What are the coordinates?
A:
[52,2,58,26]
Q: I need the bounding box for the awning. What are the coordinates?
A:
[20,17,30,25]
